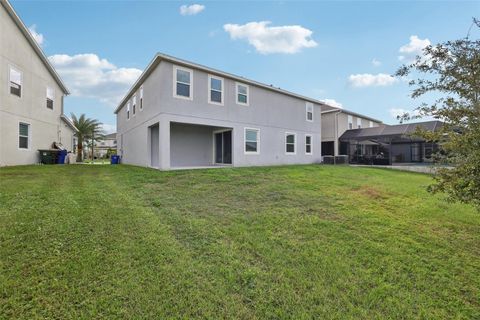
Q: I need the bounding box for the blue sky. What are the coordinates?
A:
[12,0,480,132]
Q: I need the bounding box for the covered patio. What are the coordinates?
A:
[339,121,442,165]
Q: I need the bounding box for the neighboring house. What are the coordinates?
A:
[339,120,443,165]
[94,133,117,158]
[321,109,382,157]
[0,0,77,166]
[115,53,339,170]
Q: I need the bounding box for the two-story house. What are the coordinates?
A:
[115,53,339,170]
[0,0,77,166]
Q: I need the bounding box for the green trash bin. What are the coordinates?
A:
[38,149,59,164]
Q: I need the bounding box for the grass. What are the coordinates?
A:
[0,164,479,319]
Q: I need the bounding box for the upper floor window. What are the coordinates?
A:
[305,135,312,155]
[174,66,192,99]
[127,102,130,120]
[132,95,137,116]
[369,121,374,128]
[244,128,260,154]
[140,86,144,110]
[285,132,296,154]
[208,75,223,105]
[348,115,353,130]
[236,83,249,105]
[306,103,313,122]
[9,66,22,97]
[19,122,30,149]
[357,118,362,128]
[46,87,54,109]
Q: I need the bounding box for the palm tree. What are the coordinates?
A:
[71,113,104,162]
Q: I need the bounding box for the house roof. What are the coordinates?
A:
[114,52,340,114]
[1,0,69,94]
[320,108,383,124]
[60,115,78,132]
[339,120,443,141]
[104,133,117,139]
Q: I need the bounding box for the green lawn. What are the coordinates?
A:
[0,165,479,319]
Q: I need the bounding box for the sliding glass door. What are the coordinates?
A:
[214,130,232,164]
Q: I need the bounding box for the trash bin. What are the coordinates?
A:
[57,150,68,164]
[38,149,59,164]
[111,155,120,165]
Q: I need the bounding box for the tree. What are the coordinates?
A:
[70,113,104,162]
[395,19,480,208]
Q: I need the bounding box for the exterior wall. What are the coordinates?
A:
[321,111,381,156]
[117,60,323,169]
[0,4,73,166]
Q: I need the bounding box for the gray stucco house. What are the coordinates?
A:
[115,53,340,170]
[0,0,77,166]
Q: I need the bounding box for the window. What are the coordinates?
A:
[174,66,192,99]
[132,95,136,116]
[140,86,143,110]
[305,135,312,155]
[127,102,130,120]
[19,122,29,149]
[244,128,260,154]
[46,87,54,109]
[73,137,77,153]
[348,115,353,130]
[306,103,313,122]
[369,121,374,128]
[9,66,22,97]
[285,133,296,154]
[357,118,362,128]
[208,75,223,105]
[236,83,249,105]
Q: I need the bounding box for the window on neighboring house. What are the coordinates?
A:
[140,86,143,110]
[208,75,223,105]
[113,140,117,145]
[174,66,192,99]
[285,133,296,154]
[19,122,29,149]
[305,135,312,155]
[244,128,260,154]
[73,137,77,153]
[127,102,130,120]
[132,95,136,116]
[236,83,249,105]
[9,66,22,97]
[46,87,54,109]
[357,118,362,128]
[348,115,353,129]
[306,103,313,121]
[369,121,374,128]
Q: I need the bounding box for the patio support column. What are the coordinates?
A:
[158,119,170,170]
[388,138,393,165]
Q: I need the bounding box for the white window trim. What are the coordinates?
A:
[46,86,55,110]
[244,127,260,155]
[139,86,143,111]
[306,102,314,122]
[173,65,193,100]
[126,101,131,120]
[369,121,374,128]
[305,134,313,155]
[285,132,296,155]
[18,121,31,150]
[9,65,22,98]
[348,115,353,130]
[132,94,137,117]
[236,82,249,106]
[208,74,224,106]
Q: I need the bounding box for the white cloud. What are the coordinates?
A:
[101,123,116,134]
[371,58,381,67]
[398,35,431,61]
[28,25,44,46]
[223,21,318,54]
[180,4,205,16]
[49,53,142,106]
[321,98,343,109]
[348,73,397,88]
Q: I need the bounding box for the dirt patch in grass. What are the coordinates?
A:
[353,186,389,200]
